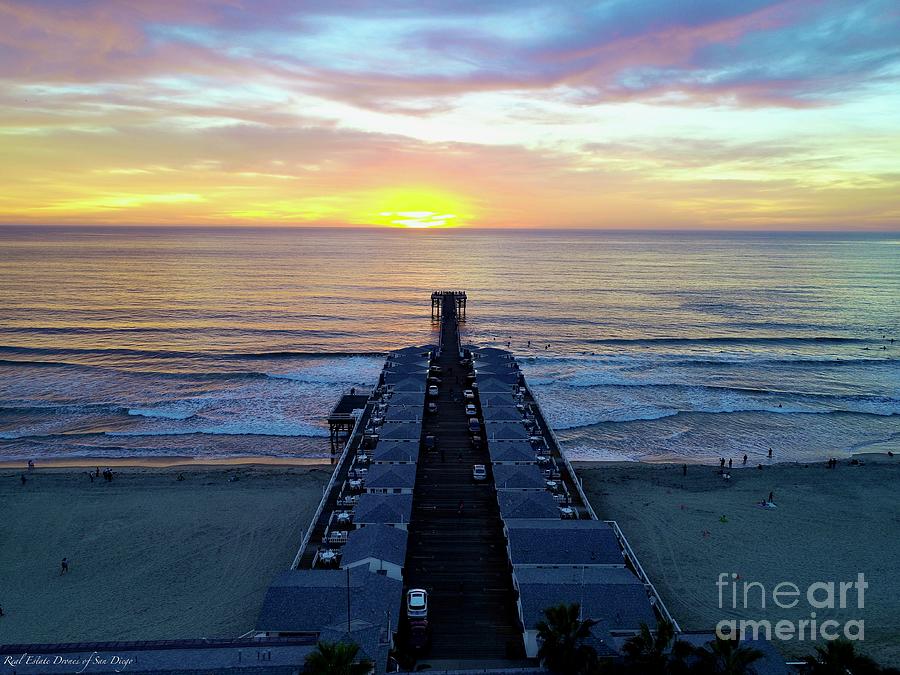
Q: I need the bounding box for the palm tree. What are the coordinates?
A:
[621,619,674,671]
[803,639,881,675]
[693,636,764,675]
[304,640,373,675]
[535,602,600,674]
[621,619,694,674]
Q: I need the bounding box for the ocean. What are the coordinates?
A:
[1,226,897,464]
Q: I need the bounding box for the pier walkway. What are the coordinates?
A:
[402,294,523,662]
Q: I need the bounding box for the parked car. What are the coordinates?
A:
[464,389,475,400]
[468,418,480,433]
[472,464,487,482]
[407,589,428,619]
[427,401,438,414]
[465,403,477,416]
[408,620,430,653]
[424,435,436,451]
[428,385,439,396]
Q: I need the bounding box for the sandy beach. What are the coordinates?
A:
[578,454,900,666]
[0,464,330,644]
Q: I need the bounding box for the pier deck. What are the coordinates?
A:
[402,295,523,661]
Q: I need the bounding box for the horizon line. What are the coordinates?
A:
[1,223,899,233]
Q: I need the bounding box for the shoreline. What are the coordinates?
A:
[2,450,892,472]
[573,450,896,469]
[0,455,333,470]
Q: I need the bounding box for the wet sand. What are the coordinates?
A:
[578,453,900,666]
[0,465,330,644]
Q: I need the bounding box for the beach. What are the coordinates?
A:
[0,464,329,644]
[579,454,900,666]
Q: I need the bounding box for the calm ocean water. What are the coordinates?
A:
[1,227,898,464]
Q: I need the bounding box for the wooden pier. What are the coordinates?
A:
[287,291,675,671]
[431,290,466,322]
[402,293,523,663]
[326,392,368,443]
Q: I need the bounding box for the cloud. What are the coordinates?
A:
[0,0,898,229]
[1,0,898,109]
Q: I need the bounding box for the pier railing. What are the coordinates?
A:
[521,380,598,520]
[291,404,367,570]
[605,519,681,633]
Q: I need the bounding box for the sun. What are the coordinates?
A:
[377,211,457,228]
[364,187,471,228]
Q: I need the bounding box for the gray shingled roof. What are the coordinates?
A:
[472,347,513,358]
[488,441,536,463]
[388,346,433,359]
[383,405,422,422]
[378,420,422,440]
[479,392,519,408]
[257,568,402,635]
[354,493,413,525]
[384,392,425,407]
[388,377,426,393]
[475,377,516,393]
[493,463,547,490]
[475,370,519,385]
[516,567,655,632]
[382,367,428,383]
[481,406,524,422]
[485,420,530,441]
[341,523,408,568]
[498,490,560,519]
[506,520,624,566]
[364,463,417,490]
[371,440,419,463]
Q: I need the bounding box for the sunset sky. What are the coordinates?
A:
[1,0,899,229]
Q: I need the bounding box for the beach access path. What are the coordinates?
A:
[401,298,523,661]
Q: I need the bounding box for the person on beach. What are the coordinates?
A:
[768,448,773,458]
[682,464,687,477]
[719,457,725,469]
[0,603,4,617]
[768,491,774,503]
[88,471,94,483]
[60,557,69,575]
[728,458,733,469]
[743,454,747,465]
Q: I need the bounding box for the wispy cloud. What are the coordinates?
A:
[0,0,898,228]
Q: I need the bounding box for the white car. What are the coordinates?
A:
[465,403,477,416]
[428,385,439,396]
[472,465,487,482]
[464,389,475,400]
[407,589,428,619]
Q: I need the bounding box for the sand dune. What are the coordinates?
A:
[579,455,900,667]
[0,465,329,644]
